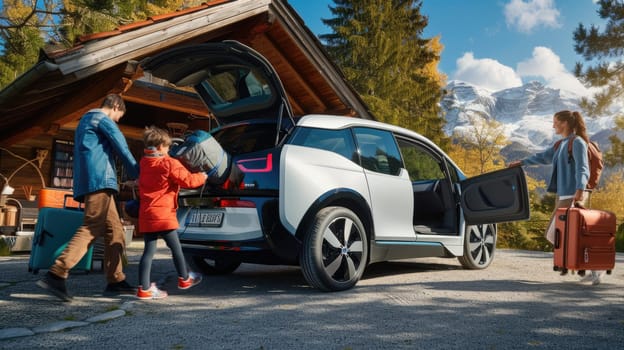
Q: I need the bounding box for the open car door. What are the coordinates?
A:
[460,166,529,225]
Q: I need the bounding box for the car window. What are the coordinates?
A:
[396,138,446,182]
[203,66,272,103]
[288,127,357,161]
[211,123,278,155]
[353,128,402,176]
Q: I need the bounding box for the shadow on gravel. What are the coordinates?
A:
[3,251,623,350]
[171,260,465,296]
[362,260,462,280]
[416,279,619,296]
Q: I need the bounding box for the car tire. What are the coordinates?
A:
[187,255,242,275]
[458,223,497,269]
[300,206,368,292]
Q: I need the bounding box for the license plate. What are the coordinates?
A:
[186,209,224,227]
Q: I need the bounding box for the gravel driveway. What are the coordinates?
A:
[1,244,622,349]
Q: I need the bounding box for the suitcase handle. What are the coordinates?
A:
[554,228,561,249]
[64,194,84,210]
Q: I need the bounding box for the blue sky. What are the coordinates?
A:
[288,0,605,96]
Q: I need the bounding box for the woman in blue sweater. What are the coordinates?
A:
[509,110,604,285]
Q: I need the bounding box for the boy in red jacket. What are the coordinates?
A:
[136,126,208,299]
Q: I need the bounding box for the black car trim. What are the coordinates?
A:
[294,188,374,242]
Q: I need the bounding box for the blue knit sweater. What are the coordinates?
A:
[521,135,589,196]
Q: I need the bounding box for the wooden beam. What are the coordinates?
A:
[62,120,145,140]
[249,34,327,111]
[0,68,125,147]
[122,83,210,117]
[288,95,304,116]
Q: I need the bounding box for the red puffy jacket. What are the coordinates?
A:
[138,150,206,233]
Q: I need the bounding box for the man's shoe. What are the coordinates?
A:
[104,280,136,295]
[36,271,73,302]
[178,271,202,290]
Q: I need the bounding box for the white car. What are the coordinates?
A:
[140,41,530,291]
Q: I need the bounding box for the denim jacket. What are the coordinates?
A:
[72,109,139,202]
[521,135,589,196]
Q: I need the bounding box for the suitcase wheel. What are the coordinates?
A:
[578,270,586,277]
[553,266,568,275]
[607,270,612,275]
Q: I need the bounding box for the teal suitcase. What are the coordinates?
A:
[29,207,93,274]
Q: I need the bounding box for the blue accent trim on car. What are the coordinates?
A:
[375,241,443,247]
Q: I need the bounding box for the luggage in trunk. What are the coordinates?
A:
[553,206,616,275]
[170,130,243,186]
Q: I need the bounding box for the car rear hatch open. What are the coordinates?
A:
[139,40,295,130]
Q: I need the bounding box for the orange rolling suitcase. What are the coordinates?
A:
[38,188,81,209]
[553,206,616,275]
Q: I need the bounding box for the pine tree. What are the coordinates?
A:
[0,1,187,89]
[574,0,624,167]
[59,0,185,45]
[573,0,624,116]
[0,0,51,87]
[321,0,447,145]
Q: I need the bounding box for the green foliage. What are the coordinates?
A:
[450,116,508,174]
[0,237,10,256]
[616,223,624,252]
[574,0,624,117]
[401,146,444,180]
[59,0,184,45]
[498,203,553,252]
[590,171,624,218]
[603,116,624,167]
[499,183,624,253]
[0,0,186,89]
[321,0,447,145]
[0,1,48,87]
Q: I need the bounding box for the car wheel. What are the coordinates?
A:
[187,255,241,275]
[300,206,368,292]
[458,223,496,269]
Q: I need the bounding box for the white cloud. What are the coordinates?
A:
[517,46,592,97]
[452,48,595,97]
[453,52,523,91]
[504,0,561,33]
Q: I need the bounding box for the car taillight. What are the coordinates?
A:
[214,198,255,208]
[221,177,245,190]
[236,153,273,173]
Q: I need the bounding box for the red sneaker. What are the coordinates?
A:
[136,283,168,300]
[178,271,202,290]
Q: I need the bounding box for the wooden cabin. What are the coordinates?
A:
[0,0,372,241]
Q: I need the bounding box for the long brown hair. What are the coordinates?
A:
[554,110,589,144]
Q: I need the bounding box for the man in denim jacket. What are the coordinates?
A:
[38,94,139,301]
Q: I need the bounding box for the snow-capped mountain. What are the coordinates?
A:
[441,80,617,153]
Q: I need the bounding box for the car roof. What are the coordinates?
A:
[297,114,463,174]
[298,114,434,147]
